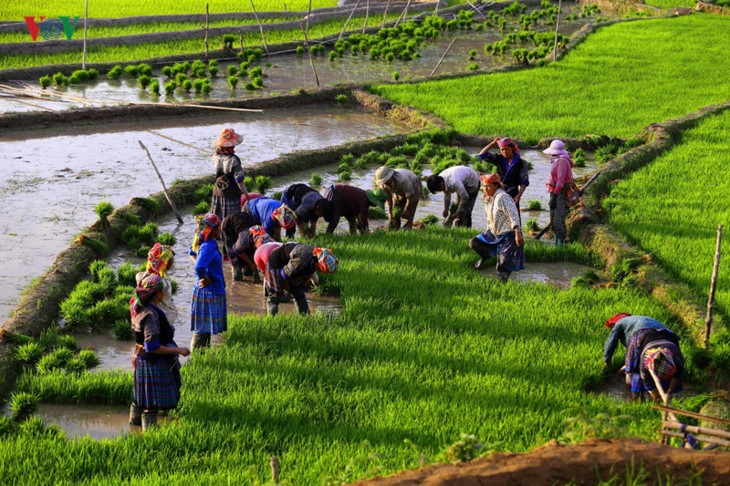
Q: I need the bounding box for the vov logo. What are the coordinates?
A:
[24,16,81,41]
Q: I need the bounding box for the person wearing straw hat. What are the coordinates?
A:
[624,323,685,402]
[602,313,666,367]
[425,165,481,228]
[477,137,530,204]
[469,173,525,282]
[211,128,249,221]
[129,274,190,431]
[281,183,334,238]
[323,184,382,235]
[544,139,575,249]
[261,243,338,316]
[188,213,227,352]
[375,166,422,230]
[241,196,297,241]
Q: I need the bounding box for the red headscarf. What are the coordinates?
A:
[605,313,631,329]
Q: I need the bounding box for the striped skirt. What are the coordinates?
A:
[134,356,181,411]
[475,230,525,273]
[190,287,227,334]
[211,195,242,221]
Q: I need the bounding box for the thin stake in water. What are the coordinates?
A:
[138,141,184,225]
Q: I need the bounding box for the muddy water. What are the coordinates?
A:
[0,106,406,323]
[35,403,135,439]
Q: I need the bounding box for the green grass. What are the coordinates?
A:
[370,15,730,144]
[644,0,696,8]
[0,228,681,483]
[604,110,730,320]
[1,0,337,20]
[0,15,402,69]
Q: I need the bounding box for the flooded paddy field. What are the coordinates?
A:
[0,105,408,322]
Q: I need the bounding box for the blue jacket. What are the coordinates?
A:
[247,197,284,235]
[603,315,666,364]
[193,240,225,295]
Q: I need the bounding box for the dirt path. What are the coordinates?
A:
[353,438,730,485]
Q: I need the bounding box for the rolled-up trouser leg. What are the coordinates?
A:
[190,332,211,351]
[469,237,492,259]
[129,403,142,426]
[290,285,309,315]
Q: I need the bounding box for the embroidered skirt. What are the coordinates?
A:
[190,287,227,334]
[474,230,525,273]
[134,355,181,410]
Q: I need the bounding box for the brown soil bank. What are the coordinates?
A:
[353,439,730,485]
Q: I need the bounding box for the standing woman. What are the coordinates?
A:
[477,137,529,205]
[469,173,525,282]
[544,140,574,249]
[211,128,249,221]
[129,274,190,431]
[189,213,227,351]
[135,242,178,324]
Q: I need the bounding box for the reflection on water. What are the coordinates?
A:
[36,403,135,440]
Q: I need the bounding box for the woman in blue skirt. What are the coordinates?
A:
[189,213,227,351]
[130,274,190,431]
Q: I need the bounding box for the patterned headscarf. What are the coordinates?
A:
[605,313,631,329]
[497,137,520,154]
[146,242,175,278]
[130,274,164,318]
[249,225,273,249]
[313,247,338,274]
[480,173,502,188]
[272,205,297,230]
[644,346,677,382]
[192,213,221,253]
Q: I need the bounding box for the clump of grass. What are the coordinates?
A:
[338,169,352,181]
[194,200,210,215]
[93,201,114,231]
[106,65,123,80]
[228,75,239,89]
[36,348,74,374]
[392,71,400,81]
[335,94,348,103]
[66,350,100,373]
[310,173,323,186]
[15,342,43,365]
[57,335,77,351]
[527,200,542,211]
[117,263,137,286]
[157,233,177,246]
[39,75,51,89]
[525,219,541,232]
[52,72,68,87]
[9,392,39,422]
[572,148,586,168]
[466,63,479,71]
[194,184,214,203]
[445,433,484,463]
[255,175,272,194]
[113,320,134,341]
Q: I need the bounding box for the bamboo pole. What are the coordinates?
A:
[338,0,362,41]
[362,0,370,34]
[301,25,320,87]
[138,141,184,224]
[82,0,89,69]
[239,30,244,55]
[464,0,487,19]
[552,0,562,62]
[249,0,269,54]
[381,0,391,27]
[660,430,730,448]
[664,421,730,441]
[395,0,413,27]
[429,37,456,77]
[653,405,730,425]
[705,224,723,347]
[204,4,210,59]
[146,130,209,154]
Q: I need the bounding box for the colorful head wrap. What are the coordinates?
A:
[644,346,677,382]
[249,225,274,249]
[192,213,221,253]
[272,205,297,230]
[146,242,175,278]
[605,313,631,329]
[130,274,164,317]
[480,173,502,188]
[313,247,338,274]
[497,137,520,154]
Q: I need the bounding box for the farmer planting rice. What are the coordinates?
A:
[135,242,178,324]
[375,166,422,230]
[189,213,227,351]
[211,128,249,221]
[425,165,481,228]
[603,313,666,367]
[323,184,383,235]
[281,183,334,238]
[623,319,685,402]
[222,211,273,282]
[129,274,190,431]
[477,137,529,205]
[544,139,575,249]
[241,196,297,241]
[260,243,338,316]
[469,173,525,282]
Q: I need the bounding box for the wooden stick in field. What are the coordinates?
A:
[429,37,456,77]
[362,0,370,34]
[381,0,391,27]
[82,0,89,69]
[552,0,562,62]
[138,141,184,225]
[146,130,209,155]
[338,0,362,41]
[249,0,270,54]
[705,224,723,346]
[395,0,413,27]
[464,0,487,19]
[204,4,210,59]
[239,30,245,55]
[301,25,320,87]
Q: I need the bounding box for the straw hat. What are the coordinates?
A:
[375,166,395,186]
[213,128,244,148]
[543,139,569,156]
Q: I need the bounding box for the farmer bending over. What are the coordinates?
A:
[375,166,422,230]
[425,165,481,228]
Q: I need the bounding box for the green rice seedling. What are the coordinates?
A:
[0,416,14,438]
[193,183,214,203]
[150,79,161,95]
[417,213,439,226]
[244,81,256,91]
[271,191,282,201]
[466,63,479,71]
[89,259,109,279]
[116,210,142,226]
[52,72,68,87]
[37,326,60,350]
[18,417,64,439]
[251,77,264,88]
[310,173,323,187]
[527,200,542,210]
[39,75,51,89]
[15,342,43,365]
[296,45,305,54]
[182,79,193,92]
[122,225,143,249]
[94,201,114,230]
[67,350,101,373]
[228,75,239,89]
[193,78,206,94]
[9,392,39,422]
[36,348,74,374]
[595,143,619,163]
[468,49,477,60]
[137,75,152,90]
[338,170,352,181]
[157,233,177,246]
[244,176,256,192]
[222,34,237,49]
[572,148,586,168]
[88,299,128,330]
[118,263,138,286]
[137,63,153,76]
[164,80,177,95]
[124,65,140,78]
[59,298,89,329]
[227,65,239,76]
[209,66,219,77]
[57,335,77,352]
[340,154,356,168]
[175,72,188,84]
[106,65,123,80]
[336,94,348,104]
[170,279,178,294]
[162,65,173,77]
[16,368,133,405]
[135,197,161,214]
[113,320,134,341]
[249,66,263,78]
[137,245,151,258]
[524,218,540,232]
[255,175,272,194]
[328,51,338,61]
[194,201,210,215]
[392,71,400,81]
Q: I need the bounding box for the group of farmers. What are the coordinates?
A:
[127,127,684,430]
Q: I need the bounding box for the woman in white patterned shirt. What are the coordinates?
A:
[469,173,525,282]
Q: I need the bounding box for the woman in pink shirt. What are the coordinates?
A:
[544,140,574,249]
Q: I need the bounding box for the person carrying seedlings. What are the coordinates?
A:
[211,128,249,221]
[469,173,525,282]
[129,274,190,431]
[602,313,666,367]
[544,139,575,249]
[241,196,297,241]
[188,213,227,351]
[624,322,685,402]
[222,211,273,282]
[375,166,423,230]
[281,183,333,238]
[261,243,338,316]
[477,137,529,204]
[135,242,178,324]
[323,184,383,235]
[425,165,481,228]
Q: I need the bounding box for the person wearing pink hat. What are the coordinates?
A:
[477,137,530,205]
[544,139,575,249]
[211,127,249,221]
